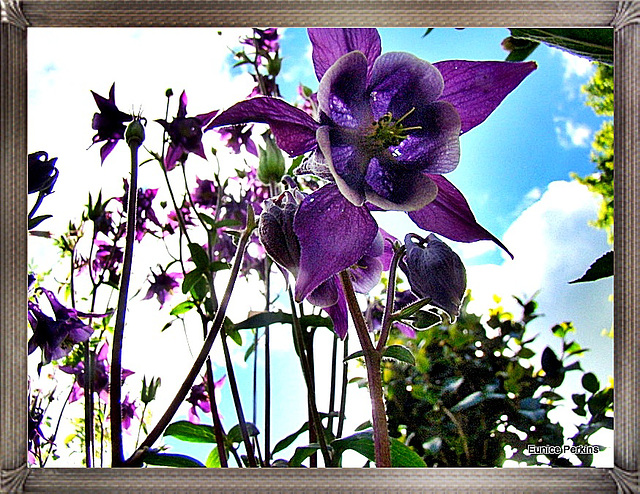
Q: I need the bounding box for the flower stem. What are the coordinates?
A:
[339,271,391,467]
[110,127,142,467]
[125,206,256,466]
[377,244,405,352]
[336,334,349,439]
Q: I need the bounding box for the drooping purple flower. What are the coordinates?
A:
[28,151,59,195]
[90,83,133,164]
[208,28,532,311]
[192,177,218,209]
[27,288,94,365]
[401,233,467,320]
[59,341,134,403]
[156,91,218,171]
[121,394,139,431]
[186,374,226,424]
[217,124,258,156]
[143,269,182,307]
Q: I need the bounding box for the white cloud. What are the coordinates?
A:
[554,117,592,148]
[560,51,595,80]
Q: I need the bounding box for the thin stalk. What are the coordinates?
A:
[83,344,94,467]
[205,357,229,467]
[327,332,339,434]
[376,245,406,352]
[220,332,258,467]
[336,334,349,439]
[287,289,332,467]
[110,127,142,467]
[339,271,391,467]
[125,207,256,466]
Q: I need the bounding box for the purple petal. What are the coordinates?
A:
[100,140,118,164]
[165,143,184,171]
[378,228,397,270]
[308,28,381,81]
[368,52,444,119]
[364,156,438,211]
[204,97,319,157]
[349,255,383,294]
[195,110,219,128]
[316,126,368,206]
[317,51,371,129]
[396,322,416,339]
[435,60,537,134]
[178,91,188,118]
[293,184,378,302]
[307,277,340,308]
[408,174,513,258]
[323,281,349,339]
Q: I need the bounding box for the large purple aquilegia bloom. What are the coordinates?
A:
[207,28,535,307]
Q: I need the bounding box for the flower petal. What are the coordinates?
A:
[407,174,513,258]
[364,157,438,211]
[307,277,340,308]
[323,281,349,339]
[317,126,368,206]
[204,97,319,157]
[317,51,371,129]
[349,255,383,294]
[368,52,444,119]
[308,28,381,81]
[293,184,378,302]
[435,60,537,134]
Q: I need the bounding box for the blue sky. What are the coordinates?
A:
[27,27,612,467]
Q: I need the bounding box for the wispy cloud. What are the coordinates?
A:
[554,117,592,148]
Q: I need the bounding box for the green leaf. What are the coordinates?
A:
[188,243,210,271]
[343,350,364,363]
[331,430,426,467]
[382,345,415,365]
[509,28,613,64]
[182,269,204,294]
[28,215,52,230]
[422,28,435,37]
[164,421,217,443]
[244,341,256,362]
[569,251,613,283]
[210,261,231,272]
[233,311,332,331]
[518,347,535,359]
[288,445,321,467]
[502,36,540,62]
[450,391,484,412]
[227,422,260,444]
[582,372,600,393]
[169,300,196,316]
[225,325,243,346]
[143,452,205,468]
[205,447,221,468]
[271,414,336,456]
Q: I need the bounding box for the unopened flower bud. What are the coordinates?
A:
[402,233,466,320]
[257,134,285,184]
[125,118,145,147]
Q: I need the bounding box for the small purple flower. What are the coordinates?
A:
[60,341,134,403]
[121,394,138,431]
[192,177,218,209]
[156,91,218,171]
[90,83,133,164]
[119,180,162,241]
[164,199,195,236]
[27,288,94,365]
[217,124,258,156]
[93,239,123,278]
[401,233,467,320]
[143,269,182,307]
[186,375,226,424]
[28,151,59,195]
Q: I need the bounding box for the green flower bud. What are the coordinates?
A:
[125,118,145,147]
[141,376,161,405]
[257,134,285,184]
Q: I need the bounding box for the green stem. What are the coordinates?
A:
[287,289,332,467]
[336,334,349,439]
[339,271,391,467]
[110,130,142,467]
[327,332,339,435]
[376,244,405,352]
[125,207,256,466]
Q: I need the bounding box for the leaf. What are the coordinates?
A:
[188,243,210,271]
[227,422,260,444]
[509,28,613,64]
[28,214,52,229]
[518,347,535,359]
[233,311,332,331]
[205,447,221,468]
[344,350,364,363]
[331,430,426,467]
[244,341,256,362]
[382,345,415,365]
[422,28,435,37]
[170,300,196,316]
[143,452,205,468]
[450,391,485,412]
[502,36,540,62]
[569,251,613,283]
[582,372,600,393]
[164,421,217,443]
[272,414,336,456]
[182,269,204,294]
[210,261,231,272]
[288,445,321,467]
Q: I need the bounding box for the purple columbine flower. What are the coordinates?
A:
[121,394,139,431]
[60,341,134,403]
[118,180,162,241]
[143,269,182,307]
[90,83,133,164]
[216,124,258,156]
[93,239,123,281]
[186,374,226,424]
[207,28,533,308]
[27,288,94,365]
[156,91,218,171]
[192,177,218,208]
[28,151,59,195]
[401,233,467,320]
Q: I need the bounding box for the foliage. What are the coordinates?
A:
[382,294,612,467]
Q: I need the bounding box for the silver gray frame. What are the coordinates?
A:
[1,1,638,492]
